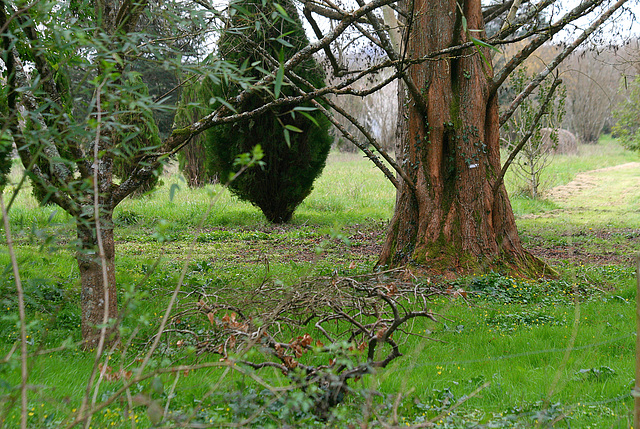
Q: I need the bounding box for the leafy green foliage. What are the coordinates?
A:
[203,0,333,223]
[0,133,12,190]
[459,272,578,306]
[112,73,164,196]
[0,81,13,189]
[174,78,219,187]
[613,75,640,151]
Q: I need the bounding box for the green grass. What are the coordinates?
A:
[1,138,639,428]
[506,135,638,217]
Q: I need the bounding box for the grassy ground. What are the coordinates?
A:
[0,138,639,428]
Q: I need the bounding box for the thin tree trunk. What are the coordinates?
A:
[76,213,118,348]
[379,0,545,276]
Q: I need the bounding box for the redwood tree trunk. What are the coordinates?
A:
[76,212,118,348]
[379,0,543,275]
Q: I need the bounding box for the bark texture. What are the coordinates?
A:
[77,213,118,348]
[379,0,542,275]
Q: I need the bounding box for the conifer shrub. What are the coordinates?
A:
[204,0,333,223]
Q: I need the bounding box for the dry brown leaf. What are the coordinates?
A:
[275,344,284,358]
[228,335,236,349]
[283,356,298,369]
[300,334,312,347]
[386,283,398,296]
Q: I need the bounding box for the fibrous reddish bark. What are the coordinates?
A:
[379,0,543,275]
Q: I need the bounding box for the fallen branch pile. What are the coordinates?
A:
[164,268,444,418]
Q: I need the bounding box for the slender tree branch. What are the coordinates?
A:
[491,0,611,95]
[483,0,515,24]
[499,0,629,126]
[304,7,347,76]
[494,77,562,197]
[499,0,523,33]
[0,194,28,429]
[490,0,555,42]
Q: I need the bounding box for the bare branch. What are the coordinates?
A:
[492,0,607,95]
[494,77,563,196]
[499,0,629,126]
[0,194,28,429]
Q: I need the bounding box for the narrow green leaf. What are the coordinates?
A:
[471,37,500,53]
[275,37,294,48]
[299,111,319,126]
[292,106,318,112]
[273,2,288,17]
[213,97,238,113]
[230,4,251,16]
[274,64,284,99]
[169,183,180,202]
[283,128,291,147]
[284,124,303,133]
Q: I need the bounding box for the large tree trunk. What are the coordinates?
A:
[379,0,544,275]
[76,213,118,349]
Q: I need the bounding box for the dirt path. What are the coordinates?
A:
[525,162,640,266]
[544,162,640,202]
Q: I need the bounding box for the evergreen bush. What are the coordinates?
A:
[204,0,333,223]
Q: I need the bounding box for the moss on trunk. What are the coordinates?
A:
[378,0,548,278]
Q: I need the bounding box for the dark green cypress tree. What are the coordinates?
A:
[205,0,333,223]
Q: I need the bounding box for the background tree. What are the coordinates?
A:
[0,0,260,347]
[502,68,566,198]
[174,77,218,187]
[202,0,333,223]
[613,74,640,151]
[562,49,624,143]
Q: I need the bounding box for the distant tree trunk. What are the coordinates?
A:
[379,0,544,275]
[180,139,212,187]
[76,213,118,348]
